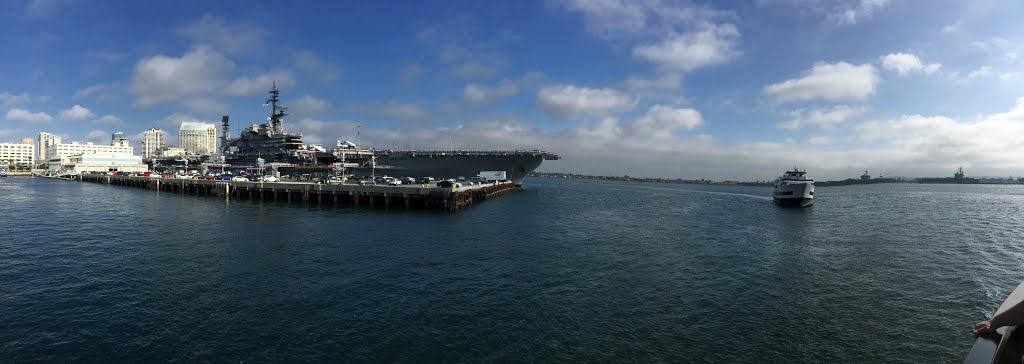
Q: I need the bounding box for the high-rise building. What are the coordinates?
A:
[20,138,34,145]
[142,128,164,158]
[178,121,217,155]
[110,132,129,148]
[0,142,35,168]
[37,132,61,161]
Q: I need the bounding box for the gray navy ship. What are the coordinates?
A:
[224,85,559,185]
[915,166,980,184]
[222,84,337,167]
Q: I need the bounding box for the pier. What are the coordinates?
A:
[68,174,517,211]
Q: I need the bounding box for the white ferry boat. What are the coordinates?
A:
[773,168,814,207]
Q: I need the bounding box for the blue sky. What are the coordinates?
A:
[2,0,1023,180]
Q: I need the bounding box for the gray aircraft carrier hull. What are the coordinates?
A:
[349,150,557,185]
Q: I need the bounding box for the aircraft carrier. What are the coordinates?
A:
[338,144,559,186]
[222,83,336,168]
[915,167,981,184]
[223,85,558,184]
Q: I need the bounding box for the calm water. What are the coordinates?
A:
[2,177,1023,362]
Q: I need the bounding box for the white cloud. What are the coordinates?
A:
[95,115,123,125]
[879,52,941,76]
[629,105,704,138]
[807,136,834,145]
[778,105,866,130]
[131,47,234,107]
[627,72,682,91]
[633,24,740,71]
[0,92,32,107]
[942,22,961,33]
[74,83,111,98]
[556,0,732,40]
[131,47,295,112]
[763,62,879,102]
[967,66,993,80]
[6,108,53,122]
[224,69,296,96]
[290,95,329,115]
[85,130,109,145]
[536,84,637,120]
[463,82,519,103]
[399,64,426,85]
[25,0,60,18]
[177,14,267,55]
[58,105,95,121]
[829,0,890,26]
[292,50,340,83]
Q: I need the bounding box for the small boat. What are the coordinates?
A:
[772,168,814,207]
[0,169,7,178]
[965,280,1024,363]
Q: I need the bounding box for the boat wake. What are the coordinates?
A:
[605,183,772,201]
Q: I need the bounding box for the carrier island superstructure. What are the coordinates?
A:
[220,85,558,185]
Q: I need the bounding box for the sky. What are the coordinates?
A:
[2,0,1024,180]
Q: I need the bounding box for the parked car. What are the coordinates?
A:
[231,176,249,182]
[417,177,436,184]
[358,177,375,186]
[402,177,416,184]
[261,175,280,182]
[436,180,462,188]
[326,176,343,185]
[247,175,261,181]
[385,177,402,186]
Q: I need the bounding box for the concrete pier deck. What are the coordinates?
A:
[70,174,517,211]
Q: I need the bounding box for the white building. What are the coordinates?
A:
[46,142,133,159]
[51,153,148,174]
[37,132,61,161]
[179,122,217,155]
[142,128,164,158]
[158,147,187,157]
[0,143,35,169]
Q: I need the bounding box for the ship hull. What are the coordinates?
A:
[773,197,813,207]
[350,152,548,185]
[773,182,814,207]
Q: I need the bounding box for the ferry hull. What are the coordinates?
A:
[773,197,813,207]
[773,181,814,207]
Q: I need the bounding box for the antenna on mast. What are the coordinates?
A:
[266,81,286,134]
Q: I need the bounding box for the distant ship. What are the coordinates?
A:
[224,85,559,185]
[915,166,980,184]
[773,168,814,207]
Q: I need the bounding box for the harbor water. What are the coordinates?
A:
[2,177,1022,362]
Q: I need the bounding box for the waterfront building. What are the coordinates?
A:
[111,132,130,148]
[57,153,148,173]
[46,142,132,159]
[37,132,61,161]
[178,122,217,155]
[158,147,187,157]
[0,142,35,169]
[142,128,164,158]
[20,138,33,145]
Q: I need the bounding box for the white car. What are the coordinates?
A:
[260,175,280,182]
[231,176,249,182]
[387,178,402,186]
